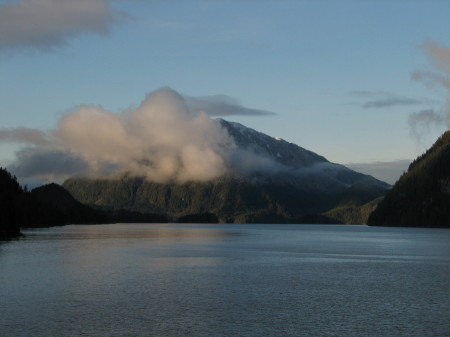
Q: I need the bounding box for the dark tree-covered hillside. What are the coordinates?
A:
[368,131,450,227]
[1,168,106,237]
[0,167,168,238]
[0,168,24,237]
[0,168,100,236]
[30,183,110,224]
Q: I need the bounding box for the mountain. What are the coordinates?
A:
[63,121,389,223]
[368,131,450,228]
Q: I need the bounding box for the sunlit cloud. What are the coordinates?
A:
[1,88,280,184]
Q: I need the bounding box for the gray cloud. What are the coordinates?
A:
[345,159,411,185]
[184,94,275,117]
[0,0,125,51]
[363,97,423,109]
[350,91,425,109]
[0,127,50,146]
[8,148,89,184]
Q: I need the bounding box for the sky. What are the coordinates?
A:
[1,0,450,185]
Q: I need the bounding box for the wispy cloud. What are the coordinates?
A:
[408,109,447,143]
[409,41,450,141]
[350,90,425,109]
[0,0,126,51]
[412,41,450,90]
[184,94,276,117]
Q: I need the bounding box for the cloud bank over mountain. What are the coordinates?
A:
[1,88,279,184]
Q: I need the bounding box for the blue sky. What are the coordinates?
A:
[1,0,450,184]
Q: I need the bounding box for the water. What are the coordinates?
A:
[1,224,449,337]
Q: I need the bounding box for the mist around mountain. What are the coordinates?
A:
[2,120,392,232]
[368,131,450,228]
[4,87,450,227]
[63,120,389,224]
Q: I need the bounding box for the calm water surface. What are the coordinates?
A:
[1,224,449,337]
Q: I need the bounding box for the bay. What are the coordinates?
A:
[1,224,449,337]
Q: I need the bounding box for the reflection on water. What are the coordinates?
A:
[1,224,449,337]
[22,223,245,242]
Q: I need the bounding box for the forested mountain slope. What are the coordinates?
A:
[368,131,450,227]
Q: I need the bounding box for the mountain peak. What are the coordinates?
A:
[218,119,328,169]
